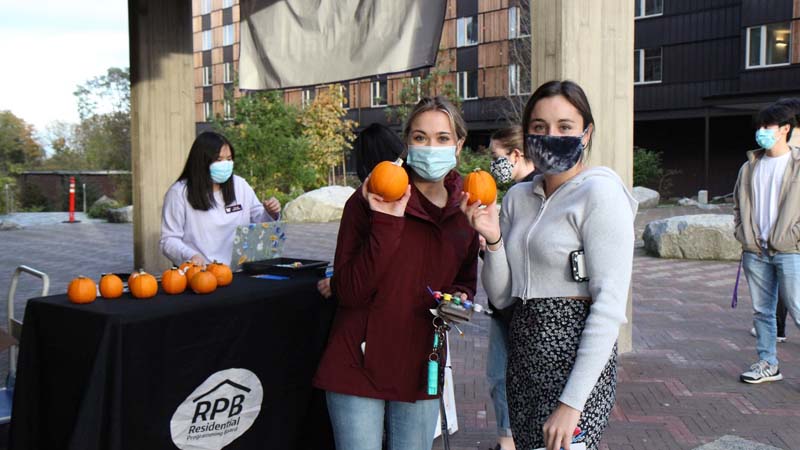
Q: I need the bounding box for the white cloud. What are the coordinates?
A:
[0,0,128,142]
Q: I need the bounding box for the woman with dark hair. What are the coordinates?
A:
[318,123,405,299]
[485,125,537,450]
[160,131,281,266]
[354,123,406,182]
[462,80,637,450]
[314,97,478,450]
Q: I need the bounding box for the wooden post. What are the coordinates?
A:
[129,0,195,272]
[531,0,635,352]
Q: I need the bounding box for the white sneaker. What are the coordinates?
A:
[750,327,787,342]
[740,360,783,384]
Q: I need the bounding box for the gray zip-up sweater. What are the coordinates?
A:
[482,166,637,411]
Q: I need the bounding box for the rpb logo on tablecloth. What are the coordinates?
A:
[171,368,263,450]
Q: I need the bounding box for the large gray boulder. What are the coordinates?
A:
[632,186,660,209]
[92,195,117,209]
[643,214,740,260]
[107,205,133,223]
[282,186,355,223]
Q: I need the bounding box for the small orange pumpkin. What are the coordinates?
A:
[185,264,204,282]
[99,273,124,299]
[161,266,187,295]
[368,158,409,202]
[179,261,194,273]
[190,270,218,294]
[207,261,233,287]
[129,269,158,299]
[464,168,497,205]
[67,276,97,304]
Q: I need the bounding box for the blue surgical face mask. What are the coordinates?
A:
[755,128,778,150]
[525,128,589,174]
[209,160,234,184]
[406,146,457,181]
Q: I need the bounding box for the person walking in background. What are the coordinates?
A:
[317,123,405,299]
[484,125,537,450]
[734,102,800,384]
[462,80,637,450]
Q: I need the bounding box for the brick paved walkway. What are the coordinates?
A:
[0,205,798,449]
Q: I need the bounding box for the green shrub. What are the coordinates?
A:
[633,147,664,188]
[88,198,120,219]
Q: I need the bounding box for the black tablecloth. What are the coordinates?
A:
[9,273,336,450]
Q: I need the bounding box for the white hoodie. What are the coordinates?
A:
[160,175,276,265]
[482,166,638,412]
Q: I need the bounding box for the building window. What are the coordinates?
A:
[634,0,663,19]
[302,88,315,108]
[371,80,387,107]
[223,100,233,120]
[222,0,234,8]
[457,71,478,100]
[202,66,212,86]
[223,63,234,84]
[746,23,791,69]
[200,0,212,15]
[457,16,478,47]
[508,6,530,39]
[203,102,213,122]
[223,25,234,46]
[202,30,213,51]
[508,64,530,96]
[634,48,662,84]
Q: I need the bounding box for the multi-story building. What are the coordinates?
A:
[192,0,531,145]
[193,0,800,196]
[634,0,800,195]
[192,0,242,126]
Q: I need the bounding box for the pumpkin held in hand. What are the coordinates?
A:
[99,273,124,299]
[129,269,158,299]
[190,270,218,294]
[161,266,187,295]
[185,264,204,282]
[179,261,194,273]
[464,168,497,205]
[368,158,408,202]
[207,261,233,287]
[68,276,97,304]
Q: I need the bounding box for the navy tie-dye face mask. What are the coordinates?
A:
[524,128,589,174]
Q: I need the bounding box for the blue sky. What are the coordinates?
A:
[0,0,129,144]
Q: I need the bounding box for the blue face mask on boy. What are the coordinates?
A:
[406,146,457,181]
[755,128,778,150]
[210,160,234,184]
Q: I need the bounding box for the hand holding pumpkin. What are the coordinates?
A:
[262,197,281,219]
[459,192,501,248]
[189,254,205,266]
[362,176,412,218]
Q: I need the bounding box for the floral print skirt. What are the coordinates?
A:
[507,297,618,450]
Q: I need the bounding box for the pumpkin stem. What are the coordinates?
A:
[392,158,404,166]
[473,168,482,172]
